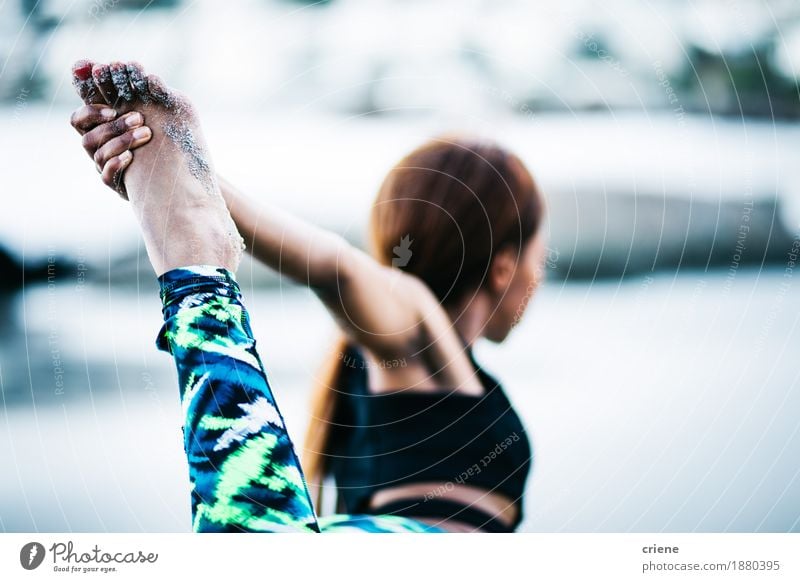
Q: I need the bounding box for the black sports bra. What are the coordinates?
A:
[327,345,533,531]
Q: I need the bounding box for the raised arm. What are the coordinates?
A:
[70,104,435,361]
[218,176,432,358]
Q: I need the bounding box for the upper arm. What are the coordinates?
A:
[218,177,440,362]
[315,247,432,360]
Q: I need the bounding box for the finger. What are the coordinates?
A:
[93,125,152,168]
[92,63,118,105]
[71,59,104,105]
[70,103,118,135]
[81,111,143,155]
[146,72,172,106]
[126,61,149,101]
[110,61,133,102]
[102,150,133,199]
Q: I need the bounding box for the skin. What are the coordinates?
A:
[70,61,548,530]
[70,59,242,275]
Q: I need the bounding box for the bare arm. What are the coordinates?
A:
[70,105,468,375]
[218,176,429,358]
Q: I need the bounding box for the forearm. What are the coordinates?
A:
[156,266,319,533]
[219,176,353,290]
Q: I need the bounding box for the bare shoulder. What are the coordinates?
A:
[390,265,439,306]
[376,263,449,330]
[363,267,484,396]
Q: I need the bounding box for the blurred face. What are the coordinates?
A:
[483,230,548,342]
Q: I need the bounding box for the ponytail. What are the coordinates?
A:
[302,333,349,510]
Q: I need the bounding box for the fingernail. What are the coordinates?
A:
[124,112,142,128]
[132,127,151,140]
[119,151,132,163]
[73,60,93,81]
[101,108,116,119]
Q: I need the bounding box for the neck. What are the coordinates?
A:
[444,291,491,347]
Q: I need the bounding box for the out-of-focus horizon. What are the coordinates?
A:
[1,0,799,533]
[1,0,799,281]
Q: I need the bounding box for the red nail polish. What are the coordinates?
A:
[72,60,93,81]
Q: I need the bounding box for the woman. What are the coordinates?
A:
[70,59,547,532]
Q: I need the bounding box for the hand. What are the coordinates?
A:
[70,103,153,198]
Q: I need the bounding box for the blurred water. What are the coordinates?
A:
[2,108,799,275]
[2,0,798,539]
[1,266,798,532]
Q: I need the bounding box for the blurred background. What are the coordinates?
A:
[1,0,799,533]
